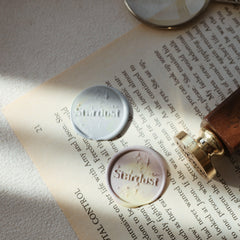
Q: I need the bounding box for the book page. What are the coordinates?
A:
[3,3,240,240]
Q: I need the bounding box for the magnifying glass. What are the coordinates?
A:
[125,0,239,29]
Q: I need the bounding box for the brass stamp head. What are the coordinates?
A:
[174,129,224,179]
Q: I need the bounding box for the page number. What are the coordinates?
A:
[34,124,43,133]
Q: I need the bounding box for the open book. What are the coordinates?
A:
[3,3,240,240]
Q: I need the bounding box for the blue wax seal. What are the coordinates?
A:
[71,85,130,140]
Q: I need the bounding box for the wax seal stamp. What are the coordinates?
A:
[175,87,240,179]
[106,146,167,208]
[71,85,130,140]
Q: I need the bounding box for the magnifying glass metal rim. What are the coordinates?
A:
[124,0,211,29]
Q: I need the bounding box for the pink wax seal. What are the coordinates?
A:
[106,146,167,208]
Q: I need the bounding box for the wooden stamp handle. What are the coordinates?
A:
[201,88,240,153]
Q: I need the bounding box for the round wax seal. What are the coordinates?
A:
[71,86,129,140]
[107,146,167,208]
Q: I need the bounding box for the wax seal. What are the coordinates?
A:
[106,146,167,208]
[71,86,130,140]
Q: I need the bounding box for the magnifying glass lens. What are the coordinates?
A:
[125,0,209,28]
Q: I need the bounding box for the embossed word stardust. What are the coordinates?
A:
[113,169,160,186]
[75,107,121,118]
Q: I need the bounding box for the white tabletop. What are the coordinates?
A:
[0,1,137,239]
